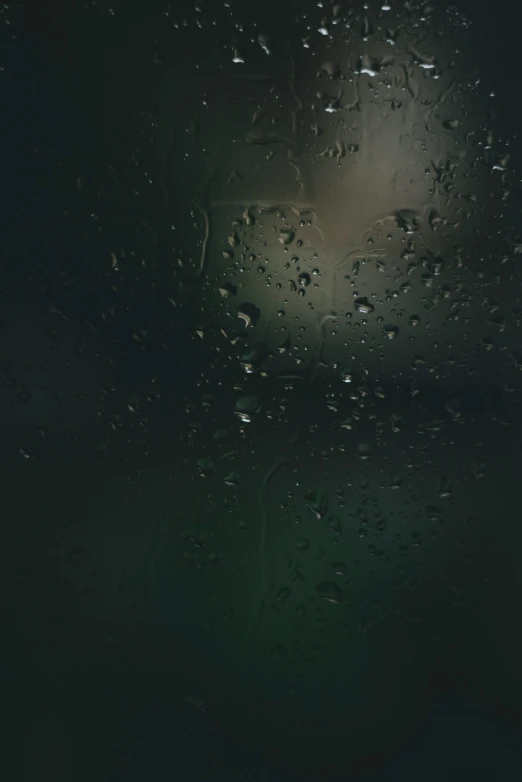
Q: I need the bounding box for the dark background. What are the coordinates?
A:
[2,0,522,779]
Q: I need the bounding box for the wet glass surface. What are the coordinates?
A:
[3,0,522,778]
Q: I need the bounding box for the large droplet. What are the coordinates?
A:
[395,209,420,233]
[383,324,398,339]
[278,229,295,246]
[305,488,329,519]
[316,581,344,604]
[234,395,261,422]
[197,457,215,476]
[237,302,261,328]
[354,297,374,314]
[356,442,373,460]
[240,342,268,373]
[258,33,271,55]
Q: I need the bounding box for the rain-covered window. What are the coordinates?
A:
[6,0,522,778]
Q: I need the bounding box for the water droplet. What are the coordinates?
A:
[319,61,341,78]
[437,475,453,498]
[186,693,208,713]
[237,302,261,328]
[431,257,444,275]
[240,342,268,373]
[243,209,255,226]
[213,428,231,442]
[305,488,329,519]
[316,581,344,604]
[357,54,378,77]
[197,457,215,476]
[271,644,287,661]
[276,587,292,604]
[444,397,462,419]
[278,229,295,246]
[234,395,261,422]
[219,282,236,297]
[389,473,404,489]
[258,34,271,55]
[395,209,420,233]
[428,209,444,230]
[361,17,373,40]
[355,297,374,314]
[426,505,443,522]
[228,232,239,247]
[356,442,373,460]
[383,324,398,339]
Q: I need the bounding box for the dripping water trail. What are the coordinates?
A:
[244,439,296,658]
[190,117,214,281]
[192,200,211,279]
[258,455,288,592]
[307,313,337,384]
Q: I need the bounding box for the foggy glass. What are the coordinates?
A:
[4,0,522,779]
